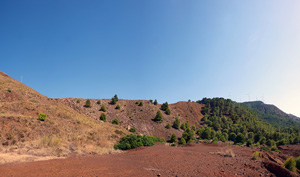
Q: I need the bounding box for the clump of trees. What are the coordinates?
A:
[110,94,118,104]
[114,134,164,150]
[161,102,171,115]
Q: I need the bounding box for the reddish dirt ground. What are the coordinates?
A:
[0,143,274,177]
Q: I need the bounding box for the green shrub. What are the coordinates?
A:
[114,134,162,150]
[115,104,120,109]
[100,113,106,122]
[76,99,80,103]
[149,100,153,103]
[296,156,300,170]
[154,110,163,123]
[165,108,171,115]
[173,117,180,129]
[110,94,118,104]
[138,102,143,106]
[161,102,169,111]
[178,138,186,145]
[271,146,278,151]
[165,123,171,129]
[84,99,91,108]
[246,139,253,147]
[100,105,106,112]
[154,99,158,105]
[7,89,11,92]
[112,118,119,125]
[260,146,271,153]
[169,133,177,143]
[171,143,176,146]
[97,100,101,105]
[212,137,218,144]
[252,151,261,160]
[135,101,139,104]
[129,128,136,133]
[38,113,46,121]
[283,157,296,172]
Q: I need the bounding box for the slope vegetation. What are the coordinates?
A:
[0,71,125,160]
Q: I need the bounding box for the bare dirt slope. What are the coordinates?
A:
[0,71,125,160]
[59,98,204,139]
[0,143,278,177]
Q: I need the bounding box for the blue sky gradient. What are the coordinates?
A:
[1,0,300,116]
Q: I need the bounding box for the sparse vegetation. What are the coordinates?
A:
[7,89,11,92]
[110,94,118,104]
[138,102,143,106]
[112,118,119,125]
[252,151,261,160]
[100,104,106,112]
[115,104,120,109]
[100,113,106,122]
[283,157,296,172]
[84,99,91,108]
[38,113,47,121]
[154,99,158,105]
[97,100,101,105]
[76,99,80,103]
[149,99,153,103]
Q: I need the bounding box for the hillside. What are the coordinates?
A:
[242,101,300,128]
[58,98,204,139]
[0,71,125,162]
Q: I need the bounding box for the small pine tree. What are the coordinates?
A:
[161,102,169,111]
[116,104,120,109]
[110,94,118,104]
[154,110,163,123]
[283,157,296,172]
[173,117,180,129]
[154,99,158,105]
[138,102,143,106]
[165,108,171,115]
[84,99,91,108]
[112,118,119,125]
[100,113,106,122]
[100,104,106,112]
[179,138,186,145]
[296,156,300,170]
[165,123,171,129]
[97,100,101,105]
[169,133,177,143]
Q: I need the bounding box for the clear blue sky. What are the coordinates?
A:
[1,0,300,116]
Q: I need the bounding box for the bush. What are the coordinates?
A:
[97,100,101,105]
[271,146,278,151]
[252,151,261,160]
[165,123,171,129]
[154,110,163,123]
[7,89,11,92]
[38,113,46,121]
[135,101,139,104]
[169,133,177,143]
[115,104,120,109]
[100,105,106,112]
[76,99,80,103]
[154,99,158,105]
[283,157,296,172]
[173,117,180,129]
[110,94,118,105]
[100,113,106,122]
[212,137,218,144]
[260,146,271,153]
[161,102,169,111]
[112,118,119,125]
[178,138,186,145]
[138,102,143,106]
[165,108,171,115]
[149,99,153,103]
[296,156,300,170]
[84,99,91,108]
[114,134,162,150]
[129,128,136,133]
[246,139,253,147]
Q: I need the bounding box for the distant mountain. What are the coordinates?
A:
[242,101,300,128]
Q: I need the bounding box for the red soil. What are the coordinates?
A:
[0,143,274,177]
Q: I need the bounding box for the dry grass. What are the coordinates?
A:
[213,148,236,157]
